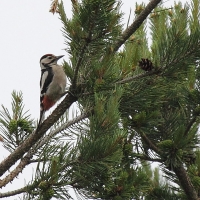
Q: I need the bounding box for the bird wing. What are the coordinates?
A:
[40,67,54,103]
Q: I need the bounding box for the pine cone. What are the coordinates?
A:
[138,58,154,71]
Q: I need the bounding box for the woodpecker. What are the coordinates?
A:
[39,54,66,125]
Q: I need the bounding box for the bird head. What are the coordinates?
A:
[40,54,64,69]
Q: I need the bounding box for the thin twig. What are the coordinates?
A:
[71,45,87,90]
[133,154,163,162]
[0,170,79,198]
[71,9,96,90]
[115,70,160,84]
[34,111,90,150]
[152,7,173,13]
[0,154,33,188]
[139,130,161,155]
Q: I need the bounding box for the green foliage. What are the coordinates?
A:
[188,151,200,194]
[62,60,74,82]
[30,0,200,198]
[59,0,122,93]
[71,87,127,198]
[142,163,184,200]
[2,0,200,199]
[157,139,173,149]
[25,142,77,200]
[0,91,34,151]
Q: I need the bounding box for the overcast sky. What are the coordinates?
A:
[0,0,186,199]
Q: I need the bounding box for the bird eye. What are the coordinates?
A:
[48,56,52,59]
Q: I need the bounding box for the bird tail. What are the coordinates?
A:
[38,110,45,126]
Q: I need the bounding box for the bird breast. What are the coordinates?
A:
[46,65,66,101]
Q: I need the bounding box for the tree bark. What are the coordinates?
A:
[173,165,199,200]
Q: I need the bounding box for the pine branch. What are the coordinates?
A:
[113,0,162,52]
[28,159,47,164]
[173,165,199,200]
[0,110,87,188]
[71,45,88,90]
[70,5,98,90]
[139,133,199,199]
[0,159,81,198]
[134,154,163,162]
[0,187,26,198]
[34,111,90,150]
[115,70,160,84]
[80,71,160,97]
[115,40,200,85]
[139,130,161,155]
[184,117,197,137]
[0,154,32,188]
[161,33,200,69]
[0,93,77,179]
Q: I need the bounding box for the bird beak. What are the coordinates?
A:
[56,55,64,60]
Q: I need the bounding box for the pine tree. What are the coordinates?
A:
[1,0,200,199]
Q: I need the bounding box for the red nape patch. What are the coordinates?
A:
[42,95,55,111]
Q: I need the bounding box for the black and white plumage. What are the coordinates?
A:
[39,54,66,125]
